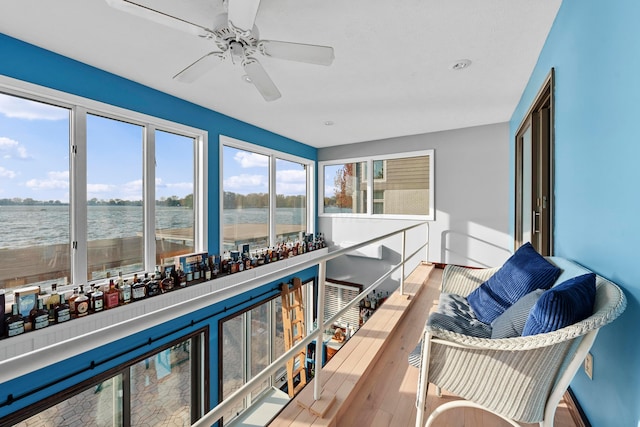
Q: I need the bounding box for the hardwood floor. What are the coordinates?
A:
[339,267,580,427]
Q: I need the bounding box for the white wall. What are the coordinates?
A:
[318,123,512,290]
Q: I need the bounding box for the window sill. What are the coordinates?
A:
[0,248,328,384]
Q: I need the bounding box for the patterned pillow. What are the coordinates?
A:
[522,273,596,336]
[427,293,492,338]
[467,242,561,324]
[491,289,544,338]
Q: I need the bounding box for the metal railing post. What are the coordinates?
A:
[314,259,327,401]
[400,230,406,295]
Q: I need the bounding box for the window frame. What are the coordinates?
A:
[319,149,435,220]
[0,75,207,292]
[4,328,209,426]
[219,135,315,251]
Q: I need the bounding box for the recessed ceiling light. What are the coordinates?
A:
[324,120,334,126]
[450,59,472,70]
[242,74,252,83]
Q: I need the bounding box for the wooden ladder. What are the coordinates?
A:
[281,277,307,397]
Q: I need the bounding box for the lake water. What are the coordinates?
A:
[0,205,305,249]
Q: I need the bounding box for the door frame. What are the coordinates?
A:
[514,68,555,255]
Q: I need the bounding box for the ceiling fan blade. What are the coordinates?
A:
[174,52,226,83]
[227,0,261,33]
[105,0,213,37]
[259,40,334,66]
[243,58,281,102]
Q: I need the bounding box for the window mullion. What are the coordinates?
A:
[367,159,373,215]
[269,155,276,247]
[143,125,156,272]
[71,106,88,283]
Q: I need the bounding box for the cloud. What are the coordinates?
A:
[0,136,30,159]
[0,94,68,121]
[224,174,268,192]
[234,151,268,168]
[25,170,69,190]
[0,166,16,179]
[276,169,307,195]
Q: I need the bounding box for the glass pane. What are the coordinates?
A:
[0,92,71,291]
[323,162,367,214]
[86,114,143,279]
[130,341,192,426]
[222,315,245,422]
[250,303,270,400]
[273,297,286,389]
[13,375,123,427]
[275,159,306,243]
[155,130,194,264]
[372,155,430,215]
[521,126,533,244]
[222,146,269,251]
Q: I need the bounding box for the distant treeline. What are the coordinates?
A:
[224,192,306,209]
[1,193,305,208]
[0,195,194,207]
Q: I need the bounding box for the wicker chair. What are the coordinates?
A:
[414,257,627,427]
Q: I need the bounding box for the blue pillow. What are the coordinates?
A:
[467,242,561,324]
[522,273,596,336]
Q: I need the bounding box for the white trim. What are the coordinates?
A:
[0,75,208,287]
[318,149,435,220]
[219,134,316,250]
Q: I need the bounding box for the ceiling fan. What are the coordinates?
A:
[106,0,335,101]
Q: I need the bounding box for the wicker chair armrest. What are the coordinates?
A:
[440,264,500,296]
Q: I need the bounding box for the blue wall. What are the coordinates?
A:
[510,1,640,425]
[0,33,319,421]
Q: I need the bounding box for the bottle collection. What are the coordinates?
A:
[1,232,327,340]
[359,290,389,325]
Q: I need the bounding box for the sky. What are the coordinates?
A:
[0,92,308,202]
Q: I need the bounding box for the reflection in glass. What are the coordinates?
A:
[372,155,430,215]
[155,130,195,264]
[222,315,245,422]
[130,342,192,426]
[87,114,143,279]
[275,159,307,242]
[323,162,367,214]
[222,146,270,251]
[0,93,71,291]
[14,375,123,427]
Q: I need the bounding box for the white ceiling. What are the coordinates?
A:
[0,0,561,148]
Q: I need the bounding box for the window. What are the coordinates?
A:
[155,130,195,264]
[221,136,313,252]
[0,92,71,290]
[219,279,313,424]
[320,150,434,219]
[87,114,144,279]
[322,161,367,214]
[9,331,206,426]
[0,84,206,293]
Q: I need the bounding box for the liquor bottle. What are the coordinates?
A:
[104,279,119,309]
[74,285,90,318]
[6,304,25,337]
[178,266,187,288]
[193,261,201,282]
[45,283,60,324]
[146,271,161,297]
[205,257,212,281]
[55,292,71,323]
[186,265,193,284]
[161,275,174,293]
[86,285,94,312]
[120,279,132,304]
[132,276,146,301]
[30,298,49,331]
[68,287,79,313]
[91,284,104,313]
[117,271,124,289]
